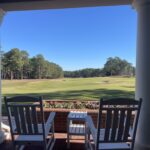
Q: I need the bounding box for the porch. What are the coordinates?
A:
[0,116,85,150]
[1,0,150,149]
[0,132,85,150]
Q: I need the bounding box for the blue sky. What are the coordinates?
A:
[0,5,137,71]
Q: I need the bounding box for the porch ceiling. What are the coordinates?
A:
[0,0,133,11]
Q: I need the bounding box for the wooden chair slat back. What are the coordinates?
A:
[5,96,44,136]
[31,105,38,134]
[123,110,132,141]
[117,109,125,141]
[104,110,112,141]
[25,107,33,134]
[110,110,119,141]
[13,106,21,134]
[18,106,27,134]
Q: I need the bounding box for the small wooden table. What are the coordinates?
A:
[67,111,87,149]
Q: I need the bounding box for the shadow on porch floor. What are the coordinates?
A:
[0,133,85,150]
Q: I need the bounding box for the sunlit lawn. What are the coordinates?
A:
[2,77,135,100]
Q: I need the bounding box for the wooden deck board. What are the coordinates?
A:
[1,117,85,150]
[0,133,85,150]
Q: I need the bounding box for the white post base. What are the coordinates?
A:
[0,122,11,144]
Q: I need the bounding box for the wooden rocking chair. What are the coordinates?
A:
[5,96,56,150]
[86,98,142,150]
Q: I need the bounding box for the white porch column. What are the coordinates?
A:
[133,0,150,149]
[0,8,5,144]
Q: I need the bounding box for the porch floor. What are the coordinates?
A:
[0,133,85,150]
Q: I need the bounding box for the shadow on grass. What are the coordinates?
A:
[3,88,135,100]
[2,88,134,115]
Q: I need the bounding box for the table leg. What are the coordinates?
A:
[67,119,70,149]
[85,122,87,149]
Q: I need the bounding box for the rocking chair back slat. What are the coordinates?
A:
[117,109,125,141]
[25,106,33,134]
[104,110,112,142]
[19,106,27,134]
[123,110,132,141]
[31,105,38,134]
[13,106,21,134]
[111,110,119,141]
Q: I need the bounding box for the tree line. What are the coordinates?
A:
[2,48,64,79]
[1,49,135,79]
[64,68,102,78]
[64,57,135,78]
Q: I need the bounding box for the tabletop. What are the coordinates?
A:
[68,111,87,121]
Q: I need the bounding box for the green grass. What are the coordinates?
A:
[2,77,135,100]
[2,77,135,115]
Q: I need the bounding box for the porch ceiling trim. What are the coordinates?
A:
[0,0,133,11]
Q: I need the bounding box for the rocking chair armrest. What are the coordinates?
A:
[86,115,97,143]
[45,112,56,136]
